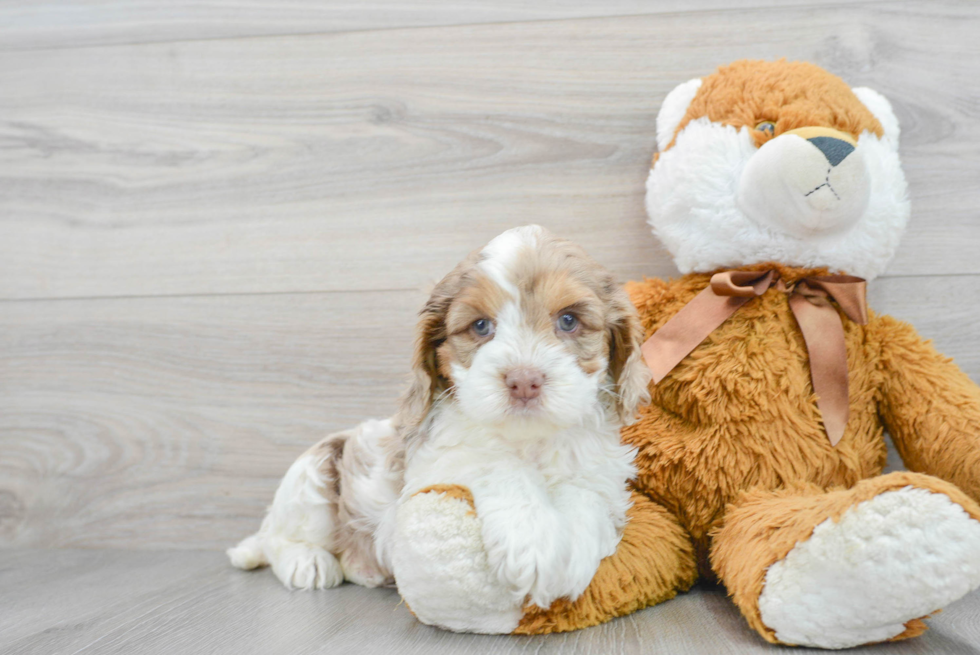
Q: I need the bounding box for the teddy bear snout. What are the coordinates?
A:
[736,126,871,239]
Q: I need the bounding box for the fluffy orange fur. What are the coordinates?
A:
[660,59,884,157]
[626,263,891,578]
[625,264,980,567]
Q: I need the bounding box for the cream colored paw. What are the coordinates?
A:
[340,548,391,588]
[391,490,524,633]
[758,487,980,649]
[268,539,344,590]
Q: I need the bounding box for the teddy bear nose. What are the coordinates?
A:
[505,368,545,402]
[808,136,855,167]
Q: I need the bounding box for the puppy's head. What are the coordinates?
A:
[397,225,650,445]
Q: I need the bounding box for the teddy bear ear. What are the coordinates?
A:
[656,78,703,152]
[851,87,901,148]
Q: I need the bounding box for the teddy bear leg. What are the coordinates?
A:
[513,491,698,634]
[711,472,980,649]
[390,484,527,633]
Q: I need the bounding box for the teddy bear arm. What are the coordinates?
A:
[875,315,980,503]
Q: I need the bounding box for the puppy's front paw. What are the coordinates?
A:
[267,539,344,590]
[481,509,573,608]
[340,548,391,588]
[558,517,621,601]
[558,541,607,602]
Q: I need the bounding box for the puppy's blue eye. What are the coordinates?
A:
[756,121,776,135]
[472,318,494,336]
[557,313,578,333]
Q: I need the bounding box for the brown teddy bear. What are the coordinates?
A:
[393,60,980,649]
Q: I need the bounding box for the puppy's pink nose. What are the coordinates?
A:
[505,368,544,402]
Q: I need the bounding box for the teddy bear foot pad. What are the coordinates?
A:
[757,486,980,649]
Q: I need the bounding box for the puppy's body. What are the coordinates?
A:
[227,418,401,588]
[229,226,650,608]
[403,400,636,607]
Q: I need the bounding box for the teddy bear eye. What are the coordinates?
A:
[756,121,776,135]
[471,318,495,337]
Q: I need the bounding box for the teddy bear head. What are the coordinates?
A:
[646,59,909,280]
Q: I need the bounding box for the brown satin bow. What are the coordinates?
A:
[640,270,868,446]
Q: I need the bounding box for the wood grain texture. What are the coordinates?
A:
[0,275,976,550]
[2,2,980,652]
[0,0,879,51]
[2,1,979,301]
[2,550,979,655]
[0,290,420,549]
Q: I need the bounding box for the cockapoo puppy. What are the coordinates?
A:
[228,225,651,616]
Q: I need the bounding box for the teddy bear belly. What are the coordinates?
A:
[626,400,889,576]
[626,275,891,572]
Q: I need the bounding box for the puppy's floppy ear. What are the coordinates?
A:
[604,281,652,424]
[395,261,468,448]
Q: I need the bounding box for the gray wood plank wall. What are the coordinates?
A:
[1,0,979,551]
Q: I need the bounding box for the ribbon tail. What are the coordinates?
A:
[788,294,850,446]
[641,287,751,384]
[804,276,869,325]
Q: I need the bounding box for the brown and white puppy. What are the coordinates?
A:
[228,226,650,620]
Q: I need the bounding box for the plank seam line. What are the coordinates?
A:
[0,0,898,54]
[0,272,975,304]
[0,287,423,304]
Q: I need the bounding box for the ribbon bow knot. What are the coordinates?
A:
[640,270,868,446]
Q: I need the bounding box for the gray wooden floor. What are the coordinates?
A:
[2,1,980,653]
[2,550,978,655]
